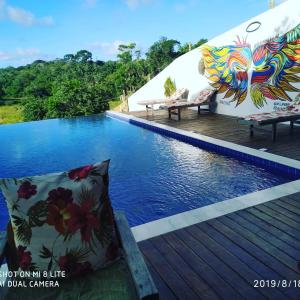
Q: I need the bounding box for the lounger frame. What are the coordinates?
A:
[0,211,159,300]
[239,114,300,142]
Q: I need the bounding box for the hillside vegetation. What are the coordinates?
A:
[0,38,207,123]
[0,104,23,124]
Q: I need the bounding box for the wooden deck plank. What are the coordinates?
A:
[175,227,263,300]
[236,209,300,252]
[186,222,288,300]
[164,231,240,299]
[257,205,300,231]
[150,235,219,300]
[280,197,300,209]
[226,212,300,260]
[197,221,282,279]
[142,258,178,300]
[247,207,300,241]
[197,222,297,300]
[206,218,299,280]
[139,240,201,300]
[220,216,300,274]
[285,193,300,203]
[264,201,300,223]
[274,199,300,216]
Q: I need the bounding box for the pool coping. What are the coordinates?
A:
[106,111,300,242]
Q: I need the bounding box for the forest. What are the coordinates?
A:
[0,37,207,123]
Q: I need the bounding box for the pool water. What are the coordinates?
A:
[0,114,290,229]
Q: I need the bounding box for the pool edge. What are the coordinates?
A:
[131,179,300,242]
[106,110,300,179]
[106,111,300,241]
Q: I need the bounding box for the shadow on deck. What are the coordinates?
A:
[129,109,300,299]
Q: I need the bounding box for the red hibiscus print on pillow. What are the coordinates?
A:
[68,165,94,181]
[47,187,73,207]
[17,181,37,199]
[17,246,32,270]
[59,253,92,277]
[66,199,98,242]
[46,187,73,235]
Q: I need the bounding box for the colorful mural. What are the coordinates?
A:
[202,23,300,109]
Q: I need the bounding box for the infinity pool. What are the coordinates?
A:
[0,114,291,229]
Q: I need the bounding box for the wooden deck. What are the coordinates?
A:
[139,194,300,300]
[131,109,300,299]
[131,109,300,161]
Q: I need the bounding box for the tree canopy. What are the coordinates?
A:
[0,37,207,121]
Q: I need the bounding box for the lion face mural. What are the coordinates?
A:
[201,23,300,109]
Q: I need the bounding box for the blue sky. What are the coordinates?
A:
[0,0,274,67]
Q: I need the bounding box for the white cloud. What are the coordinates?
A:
[7,6,34,26]
[0,48,53,67]
[174,3,186,12]
[0,51,10,61]
[84,0,98,7]
[38,16,55,26]
[0,1,54,26]
[0,48,41,62]
[15,48,40,57]
[0,47,56,67]
[0,0,5,19]
[124,0,153,9]
[174,0,198,13]
[90,40,132,56]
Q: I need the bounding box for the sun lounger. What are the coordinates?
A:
[0,211,158,300]
[137,88,188,113]
[137,98,177,112]
[160,88,216,120]
[239,110,300,141]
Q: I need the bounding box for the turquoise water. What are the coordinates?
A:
[0,114,290,228]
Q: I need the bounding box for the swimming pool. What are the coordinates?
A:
[0,114,295,229]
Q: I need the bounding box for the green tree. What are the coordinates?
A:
[75,50,92,63]
[45,79,108,118]
[146,37,180,76]
[0,35,207,122]
[193,38,208,48]
[117,43,138,63]
[114,43,149,94]
[23,97,47,121]
[0,83,4,99]
[178,42,192,55]
[24,77,52,98]
[63,54,75,61]
[178,39,208,55]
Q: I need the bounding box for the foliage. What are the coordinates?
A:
[117,43,138,63]
[0,84,4,99]
[109,99,121,110]
[46,79,109,119]
[146,37,180,76]
[0,104,23,124]
[0,37,207,123]
[22,97,48,121]
[23,80,110,121]
[164,77,176,97]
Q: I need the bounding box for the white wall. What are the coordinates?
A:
[129,0,300,117]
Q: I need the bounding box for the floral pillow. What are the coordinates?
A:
[169,88,189,101]
[0,160,119,278]
[194,88,216,103]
